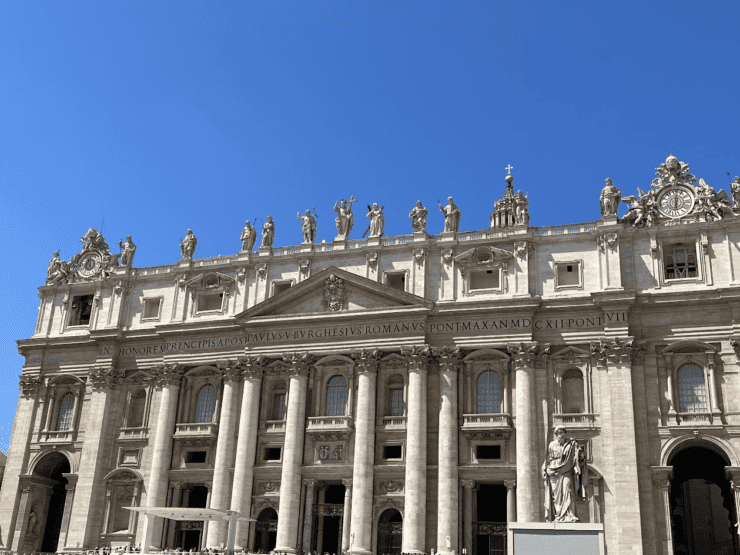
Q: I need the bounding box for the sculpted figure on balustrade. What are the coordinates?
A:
[408,200,428,232]
[542,425,587,522]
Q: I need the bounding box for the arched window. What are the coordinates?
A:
[195,384,217,423]
[326,375,348,416]
[562,369,585,413]
[678,363,708,413]
[272,380,287,420]
[127,389,147,428]
[478,370,502,413]
[57,392,75,431]
[387,375,404,417]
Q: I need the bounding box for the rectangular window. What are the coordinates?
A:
[185,451,207,464]
[469,269,499,291]
[272,393,286,420]
[142,298,161,320]
[555,261,583,289]
[476,445,502,460]
[388,389,404,416]
[383,445,402,459]
[386,273,406,292]
[264,447,282,461]
[69,295,94,326]
[272,281,292,296]
[664,243,698,280]
[197,292,223,312]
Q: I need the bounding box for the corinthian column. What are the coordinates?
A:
[275,353,312,554]
[207,360,243,547]
[231,356,266,550]
[401,345,430,554]
[349,349,381,555]
[508,343,539,522]
[433,346,460,555]
[142,364,183,553]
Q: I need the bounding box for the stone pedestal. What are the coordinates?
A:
[258,246,272,256]
[366,237,381,247]
[413,231,429,242]
[507,523,604,555]
[300,243,314,253]
[600,215,619,225]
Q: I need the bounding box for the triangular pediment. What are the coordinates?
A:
[236,266,433,320]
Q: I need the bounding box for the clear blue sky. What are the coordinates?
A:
[0,1,738,453]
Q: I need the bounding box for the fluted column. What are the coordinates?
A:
[232,356,266,550]
[349,349,380,555]
[65,367,124,548]
[401,345,430,554]
[302,480,317,553]
[508,343,539,522]
[433,347,460,555]
[275,353,312,554]
[207,360,243,547]
[653,476,673,555]
[166,483,184,548]
[341,479,353,553]
[462,480,475,555]
[504,480,516,522]
[142,364,183,553]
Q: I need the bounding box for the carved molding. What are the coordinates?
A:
[88,366,124,390]
[241,355,266,379]
[217,359,242,382]
[282,352,313,377]
[596,232,618,252]
[366,252,378,268]
[730,338,740,358]
[413,248,425,265]
[400,345,431,371]
[507,342,539,369]
[256,263,267,278]
[377,479,404,494]
[432,346,461,372]
[441,248,454,266]
[322,274,348,312]
[350,348,382,374]
[19,375,42,396]
[256,481,280,494]
[590,337,634,365]
[152,363,184,387]
[513,241,533,260]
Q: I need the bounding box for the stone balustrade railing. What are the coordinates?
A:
[42,429,74,442]
[118,427,149,441]
[173,422,219,438]
[261,420,286,433]
[378,415,407,429]
[462,413,511,428]
[678,412,714,425]
[552,413,597,427]
[306,415,353,431]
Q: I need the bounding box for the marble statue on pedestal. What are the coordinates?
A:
[600,178,621,217]
[696,178,732,221]
[514,191,530,225]
[334,196,357,239]
[731,176,740,215]
[180,229,197,259]
[240,221,257,252]
[408,200,428,232]
[118,236,137,267]
[81,227,109,252]
[297,209,317,243]
[542,425,587,522]
[46,251,69,285]
[262,216,275,248]
[438,196,461,233]
[364,203,385,238]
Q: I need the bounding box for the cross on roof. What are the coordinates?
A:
[505,164,513,175]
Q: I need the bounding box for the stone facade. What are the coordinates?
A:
[5,161,740,555]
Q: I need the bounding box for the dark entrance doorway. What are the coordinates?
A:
[670,446,740,555]
[32,452,70,553]
[313,484,344,555]
[377,508,402,555]
[255,508,278,552]
[475,484,507,555]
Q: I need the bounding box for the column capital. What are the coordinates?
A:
[19,375,42,396]
[153,363,184,387]
[204,481,213,491]
[283,352,313,377]
[217,359,242,382]
[240,355,266,379]
[88,366,124,390]
[304,479,317,487]
[507,342,542,369]
[401,345,430,371]
[172,482,185,491]
[504,480,516,490]
[461,480,476,489]
[350,348,382,374]
[342,478,353,488]
[432,346,461,373]
[652,479,671,491]
[590,337,635,366]
[726,466,740,482]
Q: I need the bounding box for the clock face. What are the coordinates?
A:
[658,187,694,218]
[77,252,102,278]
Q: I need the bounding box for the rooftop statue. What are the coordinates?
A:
[334,196,357,240]
[118,236,137,267]
[542,425,587,522]
[731,176,740,215]
[262,216,275,248]
[408,200,428,232]
[364,203,385,238]
[297,209,317,244]
[80,227,109,252]
[600,178,621,217]
[652,154,696,188]
[695,178,732,221]
[240,220,257,252]
[180,229,197,259]
[46,251,69,285]
[438,196,461,233]
[514,190,530,226]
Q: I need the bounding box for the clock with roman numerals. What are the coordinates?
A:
[657,187,694,218]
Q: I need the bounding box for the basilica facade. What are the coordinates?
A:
[4,158,740,555]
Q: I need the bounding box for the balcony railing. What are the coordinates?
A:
[307,416,353,439]
[552,413,597,427]
[377,415,407,431]
[118,427,149,441]
[261,420,286,433]
[41,429,74,443]
[678,412,713,425]
[462,413,512,438]
[173,422,218,439]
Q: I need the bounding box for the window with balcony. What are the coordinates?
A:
[126,389,147,428]
[326,375,348,416]
[56,392,75,431]
[678,363,708,413]
[387,375,404,417]
[478,370,502,413]
[562,369,585,414]
[272,386,287,420]
[195,384,217,423]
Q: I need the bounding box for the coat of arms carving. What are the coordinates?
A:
[322,274,347,312]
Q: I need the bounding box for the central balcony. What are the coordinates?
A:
[307,415,353,441]
[462,413,512,439]
[377,415,407,432]
[552,413,598,429]
[173,422,218,441]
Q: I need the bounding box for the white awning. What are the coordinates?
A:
[124,507,255,522]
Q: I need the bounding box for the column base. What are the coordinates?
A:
[349,549,373,555]
[273,547,297,554]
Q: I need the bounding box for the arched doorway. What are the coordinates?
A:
[669,446,740,555]
[25,451,71,553]
[377,508,402,555]
[254,508,278,553]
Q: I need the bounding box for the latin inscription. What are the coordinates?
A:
[100,312,627,357]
